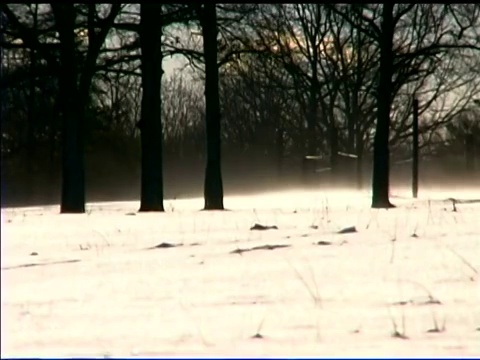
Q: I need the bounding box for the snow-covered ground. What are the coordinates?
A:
[2,188,480,357]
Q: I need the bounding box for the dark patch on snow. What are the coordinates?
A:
[200,208,231,212]
[230,244,291,255]
[2,259,81,271]
[338,226,357,234]
[30,251,38,256]
[250,223,278,231]
[392,296,442,306]
[447,198,480,204]
[316,241,332,246]
[310,225,319,230]
[125,212,136,216]
[391,330,408,340]
[426,327,445,334]
[251,333,264,339]
[445,197,480,212]
[149,242,183,249]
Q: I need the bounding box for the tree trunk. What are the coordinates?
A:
[26,4,38,199]
[60,96,85,214]
[26,5,37,174]
[330,124,339,177]
[201,3,224,210]
[372,3,395,209]
[353,24,365,190]
[53,4,85,213]
[307,74,318,156]
[138,3,164,212]
[412,97,419,198]
[356,122,364,190]
[303,60,319,183]
[26,46,36,199]
[0,8,4,110]
[347,113,355,155]
[328,100,339,177]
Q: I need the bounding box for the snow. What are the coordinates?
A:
[2,189,480,357]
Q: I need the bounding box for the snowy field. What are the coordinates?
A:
[1,189,480,357]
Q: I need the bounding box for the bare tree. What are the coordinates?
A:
[53,4,122,212]
[199,3,224,210]
[138,3,164,212]
[220,55,294,176]
[251,5,328,158]
[320,8,379,188]
[330,4,480,207]
[162,4,258,209]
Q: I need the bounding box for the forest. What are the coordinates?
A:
[1,4,479,212]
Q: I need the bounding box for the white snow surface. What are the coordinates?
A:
[2,189,480,357]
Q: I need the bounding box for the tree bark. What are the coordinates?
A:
[307,65,318,156]
[201,3,224,210]
[356,120,364,190]
[26,4,38,176]
[138,3,165,212]
[372,3,395,208]
[302,61,319,183]
[53,4,85,213]
[412,97,419,198]
[52,3,121,213]
[330,124,339,177]
[26,44,37,200]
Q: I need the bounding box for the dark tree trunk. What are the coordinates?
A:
[26,6,38,174]
[330,125,339,176]
[53,4,85,213]
[26,46,36,201]
[353,26,364,190]
[307,69,318,156]
[25,5,38,199]
[201,3,224,210]
[302,60,319,183]
[412,98,419,198]
[347,113,355,155]
[52,3,120,213]
[345,97,358,172]
[372,3,395,209]
[138,4,164,212]
[26,47,36,172]
[356,123,364,190]
[328,100,339,177]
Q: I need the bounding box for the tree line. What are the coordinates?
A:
[1,3,479,212]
